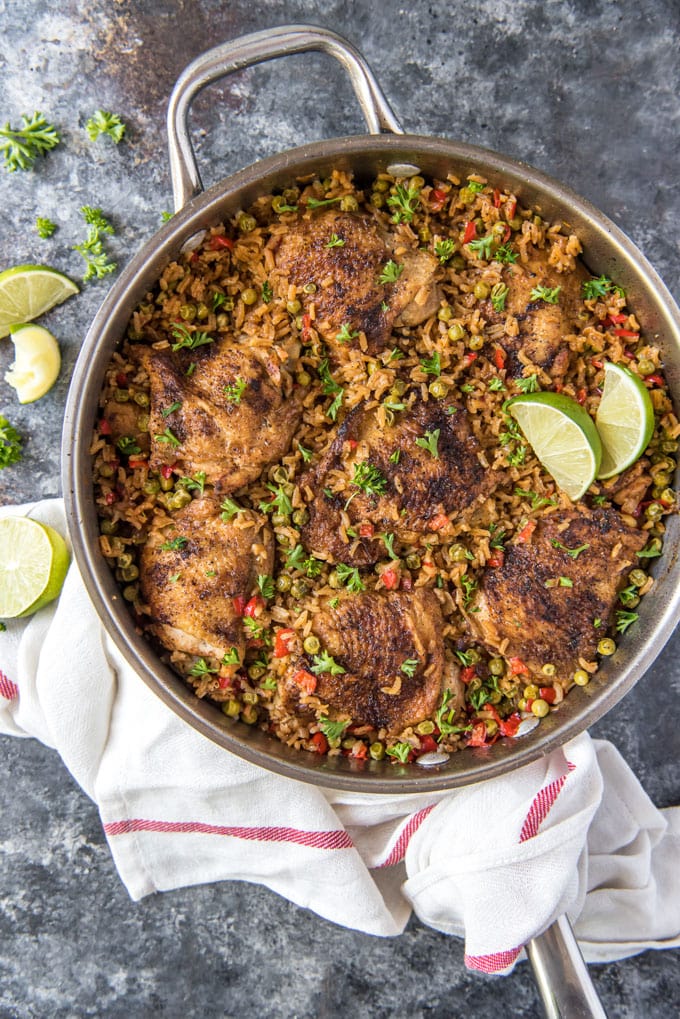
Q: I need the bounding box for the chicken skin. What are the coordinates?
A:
[467,506,647,678]
[139,497,274,664]
[273,209,440,357]
[300,397,497,564]
[479,249,588,379]
[280,589,463,734]
[132,337,302,493]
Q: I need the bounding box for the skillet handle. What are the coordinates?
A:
[167,24,404,211]
[527,915,608,1018]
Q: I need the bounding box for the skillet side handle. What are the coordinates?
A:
[167,24,404,211]
[526,915,608,1019]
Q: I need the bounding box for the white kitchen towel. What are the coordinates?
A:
[1,499,679,973]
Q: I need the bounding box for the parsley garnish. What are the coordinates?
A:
[582,276,613,300]
[460,573,477,607]
[494,244,518,264]
[297,442,313,462]
[351,461,388,498]
[318,357,344,419]
[221,647,240,666]
[378,260,404,284]
[466,180,485,194]
[491,282,509,312]
[455,650,475,666]
[380,532,399,560]
[329,596,340,610]
[0,112,60,172]
[35,216,56,239]
[81,206,114,234]
[335,563,366,593]
[159,536,188,551]
[515,373,540,393]
[259,483,293,517]
[467,234,495,259]
[387,183,421,223]
[306,195,344,209]
[615,609,639,633]
[116,436,141,456]
[285,544,306,570]
[420,351,441,377]
[387,347,404,362]
[619,584,639,607]
[514,487,557,509]
[171,324,214,352]
[161,401,182,418]
[257,574,275,599]
[155,427,181,448]
[189,658,217,677]
[327,392,344,421]
[0,417,23,468]
[434,238,456,263]
[400,658,419,677]
[261,281,273,303]
[386,742,412,763]
[550,539,590,559]
[311,651,346,675]
[415,428,440,458]
[488,377,506,392]
[336,323,359,343]
[637,541,662,559]
[73,219,116,282]
[177,471,206,496]
[224,377,247,404]
[326,233,345,249]
[389,449,401,464]
[243,616,265,640]
[529,285,561,304]
[85,109,125,143]
[318,716,351,739]
[220,497,243,520]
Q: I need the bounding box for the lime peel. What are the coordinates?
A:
[5,323,61,403]
[595,362,655,479]
[0,517,70,618]
[507,392,602,502]
[0,264,78,338]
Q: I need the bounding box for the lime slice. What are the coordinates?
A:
[595,362,655,479]
[5,323,61,403]
[0,517,70,618]
[507,392,602,501]
[0,264,78,339]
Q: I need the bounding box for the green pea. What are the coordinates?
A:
[629,569,647,588]
[136,414,149,431]
[637,359,655,376]
[473,282,490,300]
[508,216,522,231]
[392,378,407,396]
[662,440,679,453]
[99,463,115,479]
[369,741,385,761]
[297,370,312,386]
[134,391,149,407]
[272,466,289,484]
[159,475,174,492]
[491,221,507,238]
[248,664,265,680]
[466,648,481,664]
[237,213,257,233]
[241,288,258,306]
[303,635,320,655]
[418,226,431,243]
[410,175,425,190]
[117,553,133,569]
[573,669,590,686]
[276,574,292,593]
[196,302,209,320]
[448,323,466,342]
[598,638,616,656]
[272,195,288,213]
[271,512,289,527]
[458,186,476,206]
[302,283,317,294]
[120,565,139,582]
[241,704,259,725]
[405,553,421,570]
[488,658,505,676]
[371,192,385,208]
[290,579,310,599]
[286,299,302,315]
[216,313,230,329]
[373,179,390,193]
[653,470,672,487]
[100,519,117,534]
[179,303,196,321]
[328,570,342,590]
[292,508,309,526]
[114,388,129,403]
[222,699,241,718]
[340,195,359,212]
[541,663,556,677]
[416,720,435,735]
[123,585,138,602]
[242,691,259,705]
[646,502,663,520]
[661,488,676,506]
[468,335,485,351]
[531,699,549,718]
[437,305,453,322]
[448,543,469,563]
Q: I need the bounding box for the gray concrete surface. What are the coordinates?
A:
[0,1,679,1015]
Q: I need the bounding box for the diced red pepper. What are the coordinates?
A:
[273,628,296,658]
[348,439,358,450]
[509,657,530,676]
[591,358,604,369]
[104,490,117,505]
[507,199,517,219]
[487,550,505,568]
[99,418,112,435]
[128,458,148,469]
[516,519,536,544]
[503,224,512,242]
[499,712,521,737]
[190,251,199,263]
[207,234,234,251]
[218,675,232,690]
[576,387,587,405]
[160,464,174,479]
[429,513,450,531]
[430,187,448,211]
[359,522,374,538]
[614,328,639,338]
[244,595,264,618]
[416,734,439,755]
[460,666,477,684]
[301,313,312,342]
[382,567,400,590]
[464,352,478,365]
[232,595,247,616]
[116,372,129,387]
[493,347,507,370]
[539,686,557,704]
[293,670,317,694]
[350,741,368,760]
[310,731,328,754]
[463,220,477,243]
[466,721,489,747]
[605,313,627,325]
[493,188,502,208]
[646,374,665,387]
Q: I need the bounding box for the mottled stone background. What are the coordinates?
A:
[0,1,679,1016]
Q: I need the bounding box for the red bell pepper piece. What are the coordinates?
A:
[160,464,174,479]
[301,313,312,343]
[359,522,374,538]
[487,550,505,568]
[430,187,448,211]
[516,519,536,543]
[646,374,665,387]
[507,199,517,219]
[460,666,477,684]
[429,513,449,531]
[381,567,400,590]
[613,328,639,338]
[310,731,328,754]
[463,220,477,243]
[510,657,530,675]
[493,188,502,208]
[576,387,587,405]
[293,670,317,694]
[128,458,148,469]
[99,418,112,435]
[416,734,439,755]
[232,595,247,616]
[466,721,488,747]
[464,352,478,365]
[208,235,234,251]
[244,595,264,618]
[539,686,557,704]
[350,741,368,760]
[502,224,512,242]
[273,628,296,658]
[493,347,507,370]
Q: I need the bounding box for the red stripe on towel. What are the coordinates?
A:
[519,757,576,842]
[465,946,523,973]
[376,804,436,868]
[103,818,354,850]
[0,669,18,700]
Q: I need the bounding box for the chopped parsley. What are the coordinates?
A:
[434,238,456,263]
[224,377,247,404]
[380,532,399,560]
[336,323,359,343]
[0,112,60,172]
[257,574,275,599]
[168,572,182,583]
[189,657,217,677]
[615,609,639,634]
[318,357,344,420]
[415,428,440,458]
[515,373,540,393]
[259,483,293,517]
[514,487,557,510]
[81,206,114,234]
[637,540,663,559]
[455,650,475,666]
[529,285,561,304]
[326,233,345,248]
[435,688,471,738]
[159,536,188,552]
[387,183,421,224]
[155,427,181,448]
[306,195,343,209]
[582,275,613,300]
[493,244,518,264]
[285,544,306,570]
[243,617,266,640]
[465,180,486,194]
[297,442,313,462]
[491,282,509,312]
[335,563,366,593]
[318,716,351,739]
[35,216,57,238]
[420,351,441,377]
[619,584,639,607]
[460,573,477,607]
[161,401,182,418]
[220,497,244,520]
[386,742,412,763]
[350,460,388,498]
[378,260,404,284]
[177,471,206,495]
[85,109,126,143]
[73,216,117,282]
[551,540,590,559]
[488,377,506,392]
[310,650,346,675]
[400,658,419,677]
[387,347,404,362]
[467,234,495,259]
[171,324,214,352]
[221,647,241,666]
[389,449,401,464]
[116,436,141,456]
[261,280,273,303]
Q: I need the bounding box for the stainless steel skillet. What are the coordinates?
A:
[62,27,680,1015]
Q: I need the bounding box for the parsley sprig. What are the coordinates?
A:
[0,112,60,172]
[434,238,456,263]
[35,216,57,238]
[311,650,346,675]
[85,109,126,144]
[529,285,561,304]
[378,260,404,284]
[171,324,214,352]
[386,183,421,223]
[73,207,117,282]
[415,428,440,458]
[335,563,365,593]
[400,658,419,677]
[318,716,351,740]
[350,461,388,498]
[0,416,22,469]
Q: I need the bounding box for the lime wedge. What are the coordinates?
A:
[5,323,61,403]
[507,392,602,501]
[595,362,655,479]
[0,264,78,339]
[0,517,70,618]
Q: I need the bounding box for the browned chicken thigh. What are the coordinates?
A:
[467,506,647,678]
[279,589,463,733]
[300,397,497,564]
[479,249,587,378]
[139,497,274,665]
[132,337,302,493]
[273,210,440,357]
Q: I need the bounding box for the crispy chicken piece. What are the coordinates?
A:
[280,590,463,734]
[467,506,647,678]
[273,210,440,357]
[139,497,273,664]
[132,337,302,493]
[300,398,497,564]
[479,249,588,378]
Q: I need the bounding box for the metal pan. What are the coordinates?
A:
[62,25,680,798]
